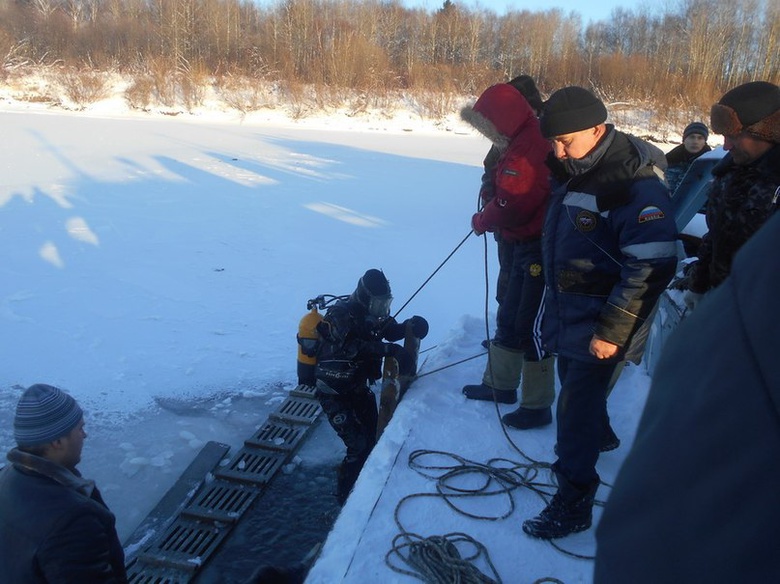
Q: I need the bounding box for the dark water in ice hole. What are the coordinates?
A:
[193,461,343,584]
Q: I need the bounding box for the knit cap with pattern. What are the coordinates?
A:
[14,384,83,447]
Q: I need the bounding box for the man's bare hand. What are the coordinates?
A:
[590,336,619,359]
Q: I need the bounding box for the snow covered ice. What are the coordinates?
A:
[0,100,670,582]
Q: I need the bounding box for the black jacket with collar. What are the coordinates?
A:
[0,448,127,583]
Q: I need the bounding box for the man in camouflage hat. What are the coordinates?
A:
[684,80,780,310]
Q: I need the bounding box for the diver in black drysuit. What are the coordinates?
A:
[313,269,428,504]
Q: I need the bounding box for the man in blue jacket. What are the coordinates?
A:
[0,384,127,583]
[522,87,678,539]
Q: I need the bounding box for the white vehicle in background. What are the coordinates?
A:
[644,147,726,373]
[672,147,727,257]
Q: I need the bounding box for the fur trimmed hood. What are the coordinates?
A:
[461,83,536,150]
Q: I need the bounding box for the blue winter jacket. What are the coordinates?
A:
[542,126,678,364]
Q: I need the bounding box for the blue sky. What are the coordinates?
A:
[251,1,644,24]
[404,0,635,22]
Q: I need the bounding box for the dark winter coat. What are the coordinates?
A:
[462,84,552,242]
[542,126,678,364]
[315,299,406,394]
[594,211,780,583]
[688,143,780,293]
[0,449,127,584]
[664,142,712,194]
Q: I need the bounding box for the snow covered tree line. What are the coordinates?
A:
[0,0,777,125]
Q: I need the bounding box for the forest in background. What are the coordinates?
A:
[0,0,777,133]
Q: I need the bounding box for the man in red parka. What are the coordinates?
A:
[460,83,556,430]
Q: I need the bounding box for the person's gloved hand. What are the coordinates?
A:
[405,316,429,339]
[683,290,703,311]
[471,212,490,236]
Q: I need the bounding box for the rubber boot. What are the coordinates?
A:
[502,357,555,429]
[462,342,523,404]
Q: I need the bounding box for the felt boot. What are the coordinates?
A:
[502,357,555,429]
[462,342,523,404]
[461,383,517,404]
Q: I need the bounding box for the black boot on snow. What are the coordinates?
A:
[462,383,517,404]
[502,406,552,430]
[522,484,597,539]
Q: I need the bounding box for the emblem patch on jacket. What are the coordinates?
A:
[638,206,665,223]
[576,210,598,232]
[529,263,542,277]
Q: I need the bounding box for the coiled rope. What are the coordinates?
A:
[383,225,600,584]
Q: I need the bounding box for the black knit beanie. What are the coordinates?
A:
[540,86,608,139]
[507,75,543,113]
[683,121,709,140]
[710,81,780,143]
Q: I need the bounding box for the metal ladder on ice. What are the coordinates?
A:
[123,384,322,584]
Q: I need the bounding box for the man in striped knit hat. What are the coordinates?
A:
[0,384,127,583]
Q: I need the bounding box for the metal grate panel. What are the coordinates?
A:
[245,421,308,452]
[289,383,317,399]
[214,447,287,485]
[125,385,328,582]
[139,518,229,573]
[181,480,258,523]
[270,396,321,425]
[126,564,188,584]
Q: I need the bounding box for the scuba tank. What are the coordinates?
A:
[296,294,346,386]
[297,306,323,387]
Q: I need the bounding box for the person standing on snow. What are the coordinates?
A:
[476,75,545,339]
[459,81,557,431]
[664,121,712,195]
[524,87,678,540]
[0,384,128,583]
[681,81,780,311]
[314,269,428,505]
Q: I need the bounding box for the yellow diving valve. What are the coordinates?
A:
[297,307,323,387]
